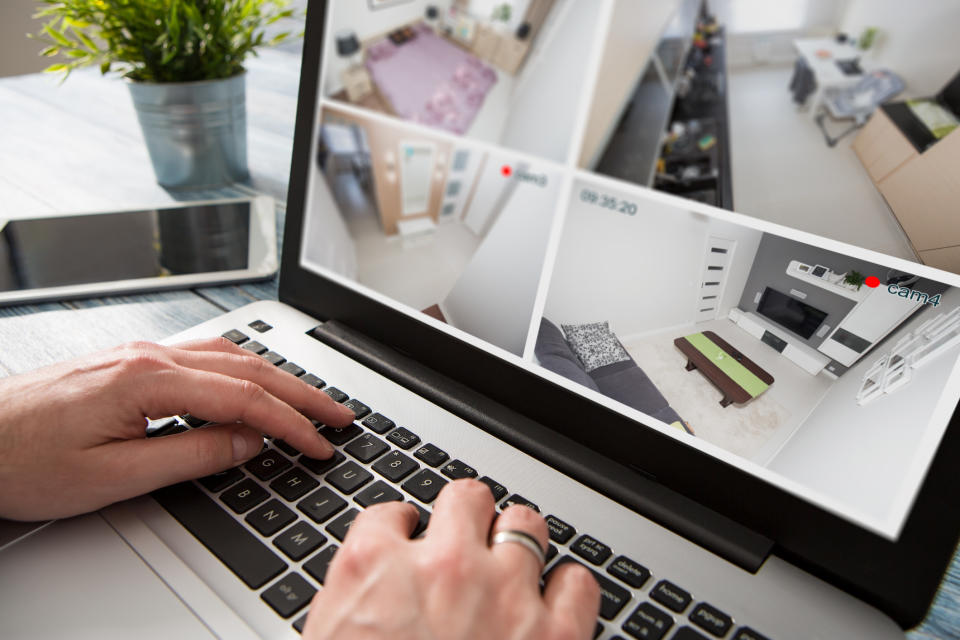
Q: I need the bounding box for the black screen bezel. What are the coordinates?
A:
[280,2,960,627]
[756,287,827,340]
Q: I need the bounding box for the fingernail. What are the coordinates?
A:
[317,431,335,457]
[232,432,255,462]
[338,404,356,420]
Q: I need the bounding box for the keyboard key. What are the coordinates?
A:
[242,340,268,354]
[275,521,327,561]
[297,487,347,523]
[293,614,307,634]
[689,603,733,637]
[146,417,185,437]
[327,461,372,494]
[342,398,371,419]
[361,413,394,434]
[546,544,558,564]
[594,622,604,639]
[300,373,325,388]
[326,508,359,542]
[303,545,338,584]
[372,450,420,482]
[262,572,315,618]
[672,627,710,640]
[344,433,389,463]
[440,459,477,480]
[478,476,508,502]
[221,329,249,344]
[245,499,296,536]
[180,413,208,428]
[650,579,692,613]
[622,602,673,640]
[300,450,345,476]
[246,450,292,481]
[271,467,320,501]
[248,319,273,333]
[571,534,612,565]
[733,627,771,640]
[414,443,449,467]
[197,467,244,493]
[500,494,539,513]
[262,351,286,366]
[354,481,404,507]
[386,427,421,450]
[221,478,269,514]
[279,361,305,377]
[153,482,287,589]
[545,515,575,543]
[318,424,363,446]
[402,469,447,503]
[409,502,431,537]
[273,439,300,457]
[548,557,630,620]
[607,555,650,589]
[323,387,348,403]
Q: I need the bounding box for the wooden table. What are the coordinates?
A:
[675,331,774,407]
[0,35,957,640]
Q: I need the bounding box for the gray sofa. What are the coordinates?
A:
[535,318,686,428]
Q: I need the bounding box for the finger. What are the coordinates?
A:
[140,365,334,459]
[490,504,549,582]
[345,502,418,543]
[166,340,356,428]
[543,561,602,640]
[425,479,495,546]
[90,423,264,501]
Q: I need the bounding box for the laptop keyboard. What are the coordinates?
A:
[149,325,774,640]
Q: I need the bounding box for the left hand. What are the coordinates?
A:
[0,337,356,521]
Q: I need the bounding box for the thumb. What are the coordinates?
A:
[100,424,264,501]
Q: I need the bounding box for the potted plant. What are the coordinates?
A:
[34,0,298,189]
[844,270,867,290]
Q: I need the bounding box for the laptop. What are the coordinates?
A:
[3,1,960,638]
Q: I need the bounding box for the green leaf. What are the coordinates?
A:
[100,60,111,74]
[43,24,72,48]
[43,63,69,73]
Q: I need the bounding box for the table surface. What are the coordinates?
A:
[793,37,865,86]
[0,33,957,640]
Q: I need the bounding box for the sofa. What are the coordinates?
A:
[535,318,687,429]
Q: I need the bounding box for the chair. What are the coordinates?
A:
[815,69,904,146]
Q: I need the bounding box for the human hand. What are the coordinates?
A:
[304,479,601,640]
[0,338,355,521]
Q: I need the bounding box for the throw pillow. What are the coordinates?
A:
[561,322,630,373]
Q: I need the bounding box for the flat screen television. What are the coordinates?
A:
[756,287,827,339]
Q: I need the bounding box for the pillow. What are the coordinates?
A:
[537,354,600,392]
[535,318,580,362]
[561,321,630,373]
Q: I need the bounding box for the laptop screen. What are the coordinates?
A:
[296,0,960,541]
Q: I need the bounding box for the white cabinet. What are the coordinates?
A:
[818,288,922,366]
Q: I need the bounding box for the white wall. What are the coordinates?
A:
[840,0,960,98]
[768,288,960,525]
[499,0,600,163]
[323,0,453,95]
[301,169,358,280]
[1,0,53,77]
[461,150,522,235]
[543,185,762,338]
[441,167,562,355]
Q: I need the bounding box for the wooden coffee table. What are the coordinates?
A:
[674,331,774,407]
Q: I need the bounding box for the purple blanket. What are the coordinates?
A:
[365,24,498,135]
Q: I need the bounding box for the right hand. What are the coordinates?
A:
[304,479,602,640]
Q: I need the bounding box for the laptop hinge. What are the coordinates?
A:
[309,320,774,572]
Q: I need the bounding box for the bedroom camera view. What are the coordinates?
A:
[322,0,600,162]
[301,104,563,356]
[579,0,960,274]
[539,178,960,531]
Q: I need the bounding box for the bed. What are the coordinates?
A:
[364,24,498,135]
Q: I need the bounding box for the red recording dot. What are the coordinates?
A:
[865,276,880,288]
[501,165,512,177]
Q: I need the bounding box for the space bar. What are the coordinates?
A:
[152,482,288,589]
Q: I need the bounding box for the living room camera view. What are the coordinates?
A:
[301,104,562,356]
[579,0,960,273]
[321,0,600,163]
[538,178,960,527]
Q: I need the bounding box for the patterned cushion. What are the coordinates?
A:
[560,322,630,373]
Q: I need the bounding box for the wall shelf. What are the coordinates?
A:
[785,260,869,302]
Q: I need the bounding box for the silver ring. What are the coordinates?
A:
[491,530,546,568]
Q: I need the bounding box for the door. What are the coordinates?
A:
[399,141,436,216]
[696,236,735,323]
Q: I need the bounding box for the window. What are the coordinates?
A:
[726,0,807,33]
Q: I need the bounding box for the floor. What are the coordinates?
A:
[621,317,834,464]
[727,65,918,262]
[326,171,482,312]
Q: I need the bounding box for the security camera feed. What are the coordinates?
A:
[301,0,960,539]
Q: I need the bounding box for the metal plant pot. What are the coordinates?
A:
[127,73,249,189]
